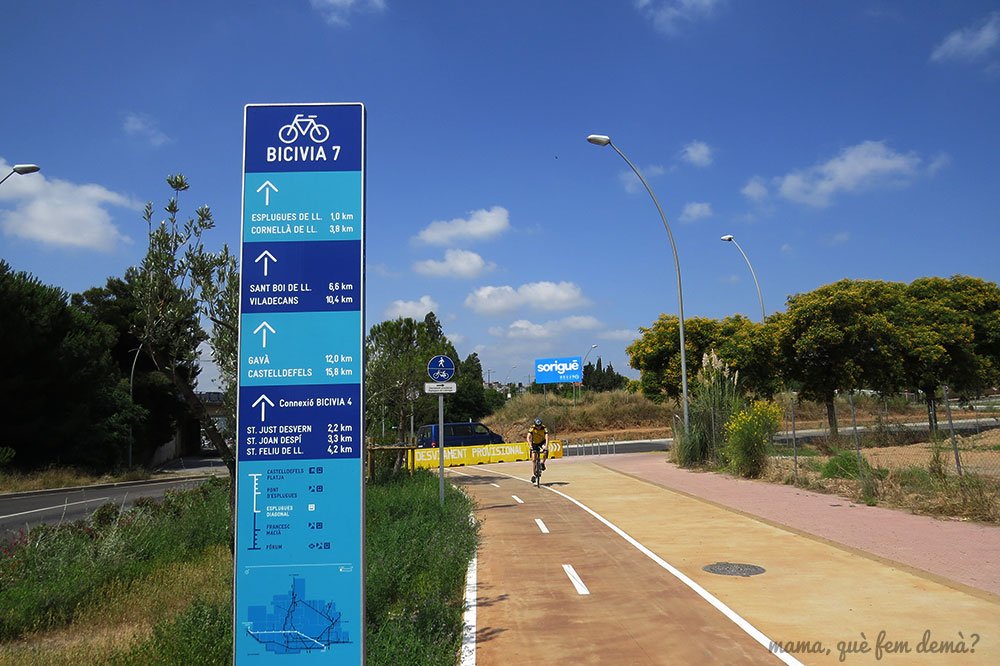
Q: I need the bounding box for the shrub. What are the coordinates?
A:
[723,401,781,478]
[677,351,743,467]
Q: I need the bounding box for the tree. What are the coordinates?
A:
[714,314,782,399]
[132,175,239,476]
[0,261,142,470]
[627,315,722,404]
[582,357,628,392]
[776,280,905,436]
[896,276,1000,432]
[73,277,191,464]
[365,313,458,442]
[451,352,489,422]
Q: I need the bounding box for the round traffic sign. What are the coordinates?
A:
[428,355,455,382]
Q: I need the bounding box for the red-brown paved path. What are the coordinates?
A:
[452,455,1000,665]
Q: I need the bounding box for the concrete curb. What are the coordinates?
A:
[0,470,227,501]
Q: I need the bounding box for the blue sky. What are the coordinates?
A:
[2,1,999,388]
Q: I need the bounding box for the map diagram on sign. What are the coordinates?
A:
[245,576,350,654]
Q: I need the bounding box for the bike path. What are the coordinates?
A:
[451,460,1000,665]
[449,466,783,665]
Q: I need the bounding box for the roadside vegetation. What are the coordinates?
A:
[0,471,477,665]
[484,389,674,443]
[0,467,151,494]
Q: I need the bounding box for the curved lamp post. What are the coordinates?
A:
[587,134,689,432]
[575,343,598,406]
[720,234,765,322]
[0,163,40,188]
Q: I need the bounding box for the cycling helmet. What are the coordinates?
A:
[534,418,542,426]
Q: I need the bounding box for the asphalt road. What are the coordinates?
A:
[0,477,211,543]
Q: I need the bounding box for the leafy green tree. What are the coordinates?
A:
[896,276,1000,431]
[365,313,458,442]
[73,277,190,465]
[583,357,628,392]
[132,175,239,476]
[627,315,723,404]
[451,352,489,422]
[714,314,782,398]
[0,261,142,470]
[776,280,905,435]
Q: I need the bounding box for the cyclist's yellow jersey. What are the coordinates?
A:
[528,424,548,445]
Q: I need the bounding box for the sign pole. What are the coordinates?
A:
[438,393,445,505]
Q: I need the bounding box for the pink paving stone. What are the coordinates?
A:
[589,452,1000,598]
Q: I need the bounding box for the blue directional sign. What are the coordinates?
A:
[234,103,365,665]
[428,355,455,382]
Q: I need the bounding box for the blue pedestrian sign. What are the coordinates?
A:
[234,102,365,665]
[427,355,455,382]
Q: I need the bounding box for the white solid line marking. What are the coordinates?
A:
[490,483,500,488]
[484,466,804,666]
[562,564,590,595]
[534,518,550,534]
[0,497,112,520]
[460,554,477,666]
[512,495,524,504]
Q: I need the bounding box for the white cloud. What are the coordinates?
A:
[635,0,722,35]
[928,153,952,175]
[384,295,438,319]
[777,141,920,207]
[446,332,465,346]
[719,274,741,284]
[679,201,712,223]
[681,140,713,167]
[413,249,495,278]
[931,12,1000,62]
[493,315,602,340]
[599,329,639,342]
[415,206,510,245]
[741,177,768,201]
[465,281,588,314]
[309,0,386,25]
[0,160,139,251]
[830,232,851,245]
[780,243,794,255]
[123,113,171,147]
[619,165,665,194]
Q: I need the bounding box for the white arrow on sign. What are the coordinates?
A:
[253,321,276,348]
[256,180,279,206]
[254,250,277,277]
[252,394,274,422]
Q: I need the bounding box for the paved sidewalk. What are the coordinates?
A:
[593,452,1000,598]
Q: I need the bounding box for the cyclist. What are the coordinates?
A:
[527,417,549,483]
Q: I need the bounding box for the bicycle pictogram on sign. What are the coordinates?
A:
[278,114,331,144]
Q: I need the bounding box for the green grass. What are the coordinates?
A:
[0,477,230,641]
[366,470,478,666]
[1,470,478,665]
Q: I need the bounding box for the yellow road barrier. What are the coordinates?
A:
[413,440,563,469]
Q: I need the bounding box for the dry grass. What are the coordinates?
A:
[764,429,1000,522]
[0,468,150,494]
[0,544,232,665]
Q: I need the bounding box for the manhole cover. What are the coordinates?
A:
[702,562,766,577]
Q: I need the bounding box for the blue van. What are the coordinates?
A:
[416,422,504,448]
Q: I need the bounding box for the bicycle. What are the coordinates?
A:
[278,114,330,144]
[530,447,544,487]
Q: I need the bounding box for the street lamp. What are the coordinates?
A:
[720,234,765,322]
[505,364,517,399]
[587,134,690,432]
[0,163,40,187]
[576,344,598,406]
